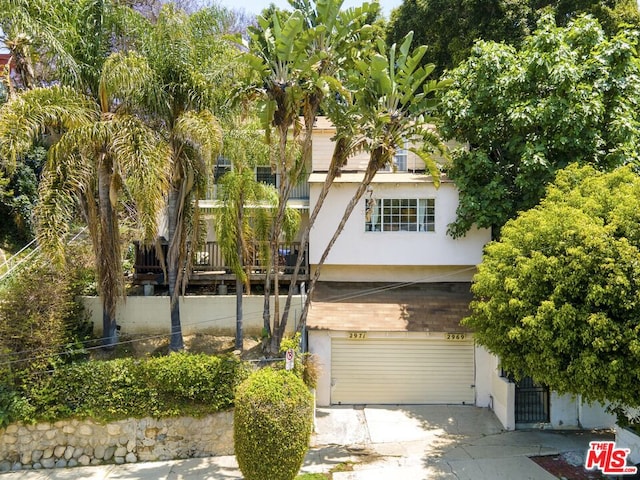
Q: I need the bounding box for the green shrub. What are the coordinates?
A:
[278,334,320,390]
[13,353,248,423]
[0,243,93,391]
[234,368,313,480]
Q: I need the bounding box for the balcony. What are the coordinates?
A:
[203,175,310,202]
[132,241,309,287]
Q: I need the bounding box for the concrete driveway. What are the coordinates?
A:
[0,405,613,479]
[308,405,614,479]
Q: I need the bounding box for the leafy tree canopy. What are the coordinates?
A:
[465,165,640,422]
[439,13,640,238]
[387,0,640,75]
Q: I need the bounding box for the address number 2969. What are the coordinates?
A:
[446,333,466,341]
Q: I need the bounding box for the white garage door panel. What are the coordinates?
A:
[331,338,474,405]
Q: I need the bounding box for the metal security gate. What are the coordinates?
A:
[514,376,550,424]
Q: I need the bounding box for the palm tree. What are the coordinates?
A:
[0,53,170,348]
[297,32,451,327]
[0,0,80,93]
[140,5,225,351]
[240,0,377,352]
[215,124,300,350]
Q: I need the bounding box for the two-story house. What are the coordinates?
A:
[305,118,615,431]
[305,117,491,407]
[128,116,615,430]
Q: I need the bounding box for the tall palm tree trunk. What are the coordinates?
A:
[278,167,338,342]
[167,187,185,351]
[278,109,326,338]
[297,151,385,330]
[235,192,245,351]
[97,159,121,348]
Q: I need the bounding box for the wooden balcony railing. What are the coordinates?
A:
[133,241,309,284]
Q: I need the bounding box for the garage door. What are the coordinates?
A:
[331,336,475,405]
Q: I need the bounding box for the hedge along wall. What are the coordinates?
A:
[0,412,233,472]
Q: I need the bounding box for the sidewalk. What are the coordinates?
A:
[0,405,614,479]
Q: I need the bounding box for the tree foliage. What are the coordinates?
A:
[439,13,640,238]
[387,0,640,75]
[136,3,228,351]
[465,165,640,422]
[298,30,449,325]
[0,242,93,392]
[240,0,378,351]
[0,145,46,245]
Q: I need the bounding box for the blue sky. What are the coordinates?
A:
[221,0,403,18]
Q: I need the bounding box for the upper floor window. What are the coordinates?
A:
[256,166,277,186]
[214,156,232,181]
[380,143,408,172]
[365,198,435,232]
[393,147,408,172]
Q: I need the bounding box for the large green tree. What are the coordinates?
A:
[465,164,640,423]
[387,0,640,75]
[215,123,299,351]
[0,67,169,348]
[439,13,640,239]
[0,0,170,348]
[298,31,448,326]
[138,4,226,351]
[240,0,377,351]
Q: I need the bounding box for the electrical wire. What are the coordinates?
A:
[0,264,478,369]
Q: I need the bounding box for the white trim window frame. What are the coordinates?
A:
[380,141,408,172]
[365,198,435,232]
[393,145,408,172]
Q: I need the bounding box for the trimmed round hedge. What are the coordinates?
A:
[234,368,313,480]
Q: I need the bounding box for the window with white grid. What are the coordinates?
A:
[365,198,435,232]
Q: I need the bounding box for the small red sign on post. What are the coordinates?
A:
[285,349,295,371]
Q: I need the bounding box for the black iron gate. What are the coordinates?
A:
[514,376,550,424]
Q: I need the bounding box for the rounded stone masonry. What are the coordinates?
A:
[0,411,233,472]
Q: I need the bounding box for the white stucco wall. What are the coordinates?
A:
[308,175,490,278]
[550,393,579,428]
[83,295,302,336]
[579,401,617,429]
[549,394,615,429]
[483,351,615,430]
[474,345,494,408]
[491,374,515,431]
[308,330,332,407]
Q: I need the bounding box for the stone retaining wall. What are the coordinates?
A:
[0,411,233,473]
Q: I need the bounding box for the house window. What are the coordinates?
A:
[256,166,277,186]
[365,198,435,232]
[393,147,408,172]
[214,156,232,181]
[380,143,408,172]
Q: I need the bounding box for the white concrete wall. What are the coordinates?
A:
[482,351,515,430]
[308,330,332,407]
[82,295,303,336]
[550,393,579,428]
[308,176,490,280]
[474,345,494,408]
[549,395,615,429]
[579,401,616,429]
[491,374,515,431]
